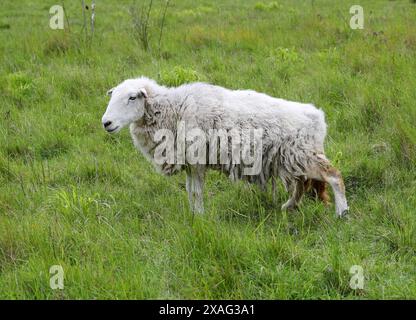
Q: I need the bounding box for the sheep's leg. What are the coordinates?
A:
[281,179,304,211]
[186,166,205,214]
[186,170,195,212]
[321,167,348,217]
[312,179,330,205]
[272,177,277,204]
[304,179,330,205]
[192,168,205,214]
[194,177,204,213]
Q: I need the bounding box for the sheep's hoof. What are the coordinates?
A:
[281,201,297,212]
[337,208,349,218]
[289,226,299,236]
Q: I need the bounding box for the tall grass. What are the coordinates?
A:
[0,0,415,299]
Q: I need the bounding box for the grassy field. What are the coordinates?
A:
[0,0,415,299]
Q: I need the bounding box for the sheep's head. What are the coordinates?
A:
[102,79,148,133]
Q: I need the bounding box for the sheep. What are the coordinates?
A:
[101,77,349,217]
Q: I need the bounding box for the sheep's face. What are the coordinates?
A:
[102,81,147,134]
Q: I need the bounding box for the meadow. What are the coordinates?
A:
[0,0,415,299]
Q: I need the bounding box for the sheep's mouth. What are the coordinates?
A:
[106,126,119,133]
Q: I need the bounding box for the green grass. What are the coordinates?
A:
[0,0,415,299]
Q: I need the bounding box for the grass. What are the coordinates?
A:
[0,0,415,299]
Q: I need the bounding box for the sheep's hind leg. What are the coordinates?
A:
[304,179,330,205]
[281,179,304,212]
[272,177,277,204]
[312,179,330,205]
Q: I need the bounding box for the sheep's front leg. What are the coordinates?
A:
[186,171,195,212]
[192,172,205,214]
[185,166,206,214]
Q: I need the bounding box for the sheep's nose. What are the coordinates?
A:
[103,121,112,128]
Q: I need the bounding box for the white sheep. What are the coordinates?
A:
[102,77,349,217]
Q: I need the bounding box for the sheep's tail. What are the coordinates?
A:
[304,179,330,205]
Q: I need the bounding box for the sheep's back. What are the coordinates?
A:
[175,83,327,150]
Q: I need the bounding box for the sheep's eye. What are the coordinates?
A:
[129,96,137,101]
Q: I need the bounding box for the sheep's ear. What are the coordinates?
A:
[138,88,148,99]
[107,88,114,96]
